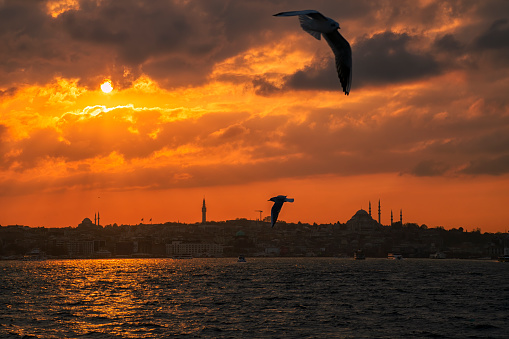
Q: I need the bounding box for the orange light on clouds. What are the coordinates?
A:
[46,0,80,18]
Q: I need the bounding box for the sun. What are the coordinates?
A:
[100,80,113,93]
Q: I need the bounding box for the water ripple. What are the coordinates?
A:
[0,258,508,338]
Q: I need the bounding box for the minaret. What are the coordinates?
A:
[400,209,402,226]
[202,198,206,224]
[97,211,100,226]
[378,199,381,224]
[94,213,97,225]
[369,201,371,217]
[391,210,393,226]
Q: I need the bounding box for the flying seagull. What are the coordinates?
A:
[274,10,352,95]
[268,195,294,228]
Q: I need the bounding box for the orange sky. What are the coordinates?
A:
[1,0,509,232]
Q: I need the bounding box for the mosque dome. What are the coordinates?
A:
[354,209,369,217]
[346,209,378,232]
[78,217,96,229]
[81,217,93,225]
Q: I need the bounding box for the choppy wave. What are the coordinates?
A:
[0,258,508,338]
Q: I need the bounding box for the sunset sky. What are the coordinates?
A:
[1,0,509,232]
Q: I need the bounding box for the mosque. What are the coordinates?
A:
[78,212,101,228]
[346,200,402,232]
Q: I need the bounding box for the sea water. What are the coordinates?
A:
[0,258,507,338]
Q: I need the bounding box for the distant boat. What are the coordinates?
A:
[388,253,403,260]
[172,254,193,259]
[237,255,247,263]
[354,250,365,260]
[93,249,112,258]
[22,248,47,261]
[430,251,446,259]
[498,248,509,262]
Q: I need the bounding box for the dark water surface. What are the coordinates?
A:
[0,258,507,338]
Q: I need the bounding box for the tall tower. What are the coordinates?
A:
[94,213,97,225]
[97,211,100,226]
[400,209,402,225]
[369,201,371,217]
[391,210,393,226]
[202,198,206,224]
[378,199,381,224]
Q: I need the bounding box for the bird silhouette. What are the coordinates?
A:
[274,10,352,95]
[268,195,294,228]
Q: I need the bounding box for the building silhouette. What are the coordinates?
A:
[346,209,380,232]
[1,205,507,260]
[79,217,94,228]
[202,198,207,224]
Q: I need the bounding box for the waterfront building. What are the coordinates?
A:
[166,241,222,257]
[67,240,94,257]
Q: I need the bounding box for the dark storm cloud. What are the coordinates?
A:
[54,0,231,88]
[57,1,221,64]
[0,0,279,89]
[449,129,509,156]
[469,18,509,68]
[461,155,509,175]
[3,0,362,90]
[410,160,450,177]
[1,0,507,91]
[252,76,281,96]
[354,32,440,86]
[0,1,62,85]
[433,34,464,53]
[283,56,341,92]
[474,19,509,51]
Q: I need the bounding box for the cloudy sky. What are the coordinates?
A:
[1,0,508,232]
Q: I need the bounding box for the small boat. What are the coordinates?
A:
[388,253,403,260]
[498,248,509,262]
[172,254,193,259]
[354,250,365,260]
[22,248,47,261]
[237,255,247,263]
[430,251,446,259]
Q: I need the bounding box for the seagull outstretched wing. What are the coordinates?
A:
[269,195,294,228]
[274,10,352,95]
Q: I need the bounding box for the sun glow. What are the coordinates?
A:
[101,80,113,93]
